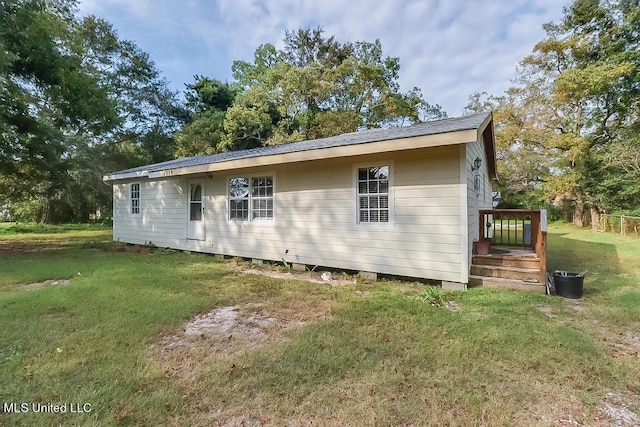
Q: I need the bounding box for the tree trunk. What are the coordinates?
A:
[591,205,600,231]
[40,198,50,224]
[573,193,584,227]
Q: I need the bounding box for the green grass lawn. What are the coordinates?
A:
[0,223,638,425]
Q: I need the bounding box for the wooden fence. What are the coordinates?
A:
[597,214,640,237]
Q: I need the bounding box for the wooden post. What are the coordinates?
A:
[621,215,625,236]
[530,211,540,249]
[536,209,547,284]
[538,231,547,284]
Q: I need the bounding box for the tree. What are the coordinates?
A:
[1,0,117,221]
[175,77,238,156]
[226,27,445,148]
[480,0,640,225]
[465,91,553,209]
[0,1,185,222]
[544,0,637,225]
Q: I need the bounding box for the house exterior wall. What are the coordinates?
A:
[113,177,189,245]
[464,137,494,281]
[112,145,465,282]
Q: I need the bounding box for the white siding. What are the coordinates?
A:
[112,146,464,282]
[464,137,494,282]
[113,178,188,247]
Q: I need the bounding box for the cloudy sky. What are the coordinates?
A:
[77,0,569,116]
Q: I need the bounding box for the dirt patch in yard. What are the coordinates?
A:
[152,302,332,380]
[600,392,639,426]
[535,303,640,425]
[559,300,640,359]
[19,278,72,290]
[537,305,557,318]
[158,304,299,355]
[560,301,640,360]
[0,278,73,292]
[0,240,64,254]
[528,392,638,427]
[594,322,640,359]
[232,262,358,286]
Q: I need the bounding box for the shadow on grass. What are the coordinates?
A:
[547,230,620,298]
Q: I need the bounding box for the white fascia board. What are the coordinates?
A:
[147,170,167,179]
[103,170,149,182]
[145,129,479,180]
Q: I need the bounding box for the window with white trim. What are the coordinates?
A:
[229,178,249,220]
[130,183,140,214]
[357,165,389,223]
[228,175,274,221]
[251,176,274,219]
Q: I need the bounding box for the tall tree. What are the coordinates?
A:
[70,17,186,222]
[545,0,637,225]
[481,0,640,224]
[0,1,185,222]
[174,76,238,156]
[465,91,553,209]
[226,27,445,148]
[1,0,116,221]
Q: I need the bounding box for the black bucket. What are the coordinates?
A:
[553,271,584,299]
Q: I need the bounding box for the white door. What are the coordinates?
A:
[187,179,205,240]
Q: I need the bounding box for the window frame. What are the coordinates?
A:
[228,177,250,221]
[353,162,394,229]
[250,176,274,220]
[227,173,275,222]
[130,182,141,215]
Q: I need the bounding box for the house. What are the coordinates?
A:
[104,112,498,288]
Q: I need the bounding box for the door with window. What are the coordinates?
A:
[187,179,205,240]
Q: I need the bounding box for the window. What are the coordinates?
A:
[251,176,274,219]
[229,178,249,220]
[228,175,274,221]
[189,182,202,221]
[357,165,389,223]
[131,183,140,214]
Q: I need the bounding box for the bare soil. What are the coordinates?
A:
[150,261,350,384]
[232,262,358,286]
[157,304,302,356]
[152,301,333,381]
[18,278,72,291]
[600,392,640,426]
[0,240,63,254]
[534,302,640,425]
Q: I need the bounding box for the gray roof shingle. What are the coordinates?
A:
[104,112,490,181]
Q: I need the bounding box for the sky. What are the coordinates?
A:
[77,0,570,116]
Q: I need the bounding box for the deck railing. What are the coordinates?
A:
[479,209,538,248]
[479,209,547,282]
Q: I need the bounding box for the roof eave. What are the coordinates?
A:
[144,128,479,180]
[478,113,498,179]
[103,170,150,182]
[469,111,497,179]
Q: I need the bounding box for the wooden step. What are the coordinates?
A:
[470,264,541,281]
[472,254,541,269]
[468,275,546,293]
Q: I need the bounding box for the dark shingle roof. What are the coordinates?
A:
[104,112,491,181]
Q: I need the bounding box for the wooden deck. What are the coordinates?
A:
[469,247,545,292]
[471,209,548,293]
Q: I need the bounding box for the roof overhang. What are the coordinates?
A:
[148,129,479,180]
[479,112,497,179]
[104,169,153,182]
[103,112,496,182]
